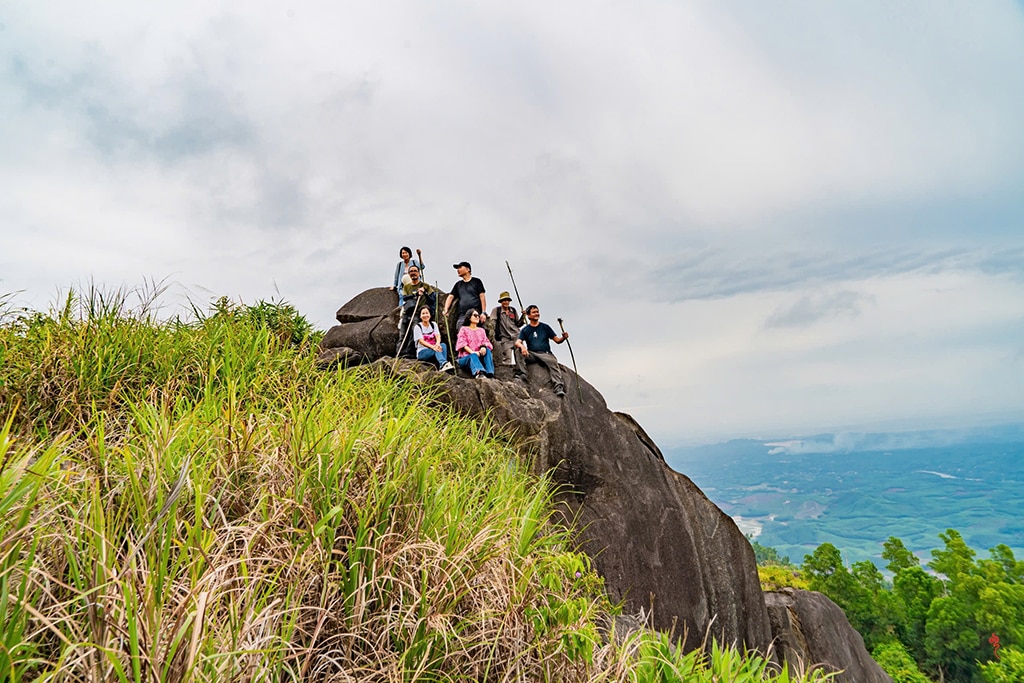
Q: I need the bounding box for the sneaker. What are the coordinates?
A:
[440,362,455,373]
[554,386,566,397]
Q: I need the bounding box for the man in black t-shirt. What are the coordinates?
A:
[513,304,569,397]
[442,261,487,327]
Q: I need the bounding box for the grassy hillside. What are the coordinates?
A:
[0,288,832,682]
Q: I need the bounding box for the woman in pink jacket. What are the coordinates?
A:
[455,309,495,378]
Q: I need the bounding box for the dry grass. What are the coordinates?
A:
[0,287,835,683]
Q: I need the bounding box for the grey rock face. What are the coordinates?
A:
[325,289,403,360]
[335,287,402,325]
[320,288,888,675]
[764,589,892,683]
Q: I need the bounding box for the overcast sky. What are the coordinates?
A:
[3,1,1023,445]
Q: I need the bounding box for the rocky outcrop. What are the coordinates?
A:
[322,288,402,360]
[765,589,892,683]
[319,288,885,674]
[436,359,772,653]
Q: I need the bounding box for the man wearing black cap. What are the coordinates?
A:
[443,261,487,328]
[488,291,523,366]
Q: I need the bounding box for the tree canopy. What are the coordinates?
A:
[801,532,1024,683]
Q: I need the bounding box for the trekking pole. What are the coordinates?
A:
[393,293,423,369]
[505,261,525,312]
[437,280,454,366]
[442,301,456,367]
[556,317,583,404]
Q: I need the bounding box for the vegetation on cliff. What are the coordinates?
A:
[0,288,832,682]
[750,539,808,592]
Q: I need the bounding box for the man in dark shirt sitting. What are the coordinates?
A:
[513,305,569,397]
[443,261,487,329]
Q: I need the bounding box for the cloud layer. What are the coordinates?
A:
[2,0,1023,443]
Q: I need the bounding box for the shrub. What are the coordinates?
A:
[872,641,934,683]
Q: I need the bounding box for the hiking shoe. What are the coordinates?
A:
[555,386,566,397]
[440,362,455,373]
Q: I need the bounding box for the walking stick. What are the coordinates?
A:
[505,261,525,312]
[556,317,583,404]
[437,281,455,366]
[393,293,423,369]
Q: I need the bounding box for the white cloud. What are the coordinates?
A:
[2,0,1023,442]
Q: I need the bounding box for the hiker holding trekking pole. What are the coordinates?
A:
[513,305,569,397]
[391,246,424,294]
[396,265,438,358]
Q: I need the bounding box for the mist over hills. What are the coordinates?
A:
[668,423,1024,567]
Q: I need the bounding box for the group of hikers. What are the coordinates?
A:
[389,246,570,397]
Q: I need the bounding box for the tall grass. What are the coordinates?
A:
[0,287,834,682]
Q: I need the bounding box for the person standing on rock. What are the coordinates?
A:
[397,265,438,358]
[488,291,523,367]
[413,305,454,372]
[514,305,568,397]
[391,246,423,295]
[443,261,487,329]
[455,310,495,378]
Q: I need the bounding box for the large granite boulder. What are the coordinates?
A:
[436,358,773,652]
[765,589,892,683]
[319,288,403,362]
[320,288,886,675]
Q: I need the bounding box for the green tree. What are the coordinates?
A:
[850,559,899,648]
[923,531,1017,682]
[892,565,940,663]
[750,538,792,566]
[980,647,1024,683]
[925,590,984,682]
[988,545,1024,584]
[930,529,977,580]
[884,536,920,574]
[873,641,934,683]
[806,532,1024,683]
[803,544,893,650]
[804,544,856,596]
